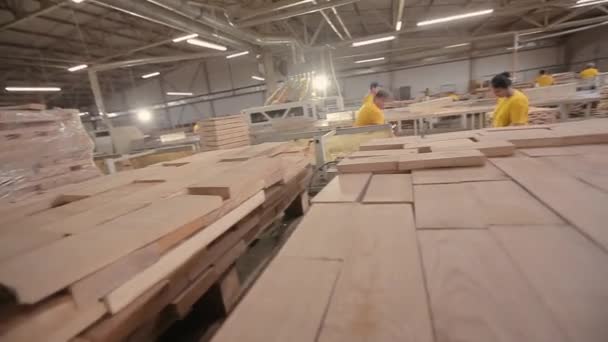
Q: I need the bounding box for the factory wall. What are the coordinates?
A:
[564,25,608,72]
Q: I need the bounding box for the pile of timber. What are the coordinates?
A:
[198,115,250,151]
[0,141,311,342]
[0,104,100,202]
[594,86,608,118]
[211,119,608,342]
[528,106,559,125]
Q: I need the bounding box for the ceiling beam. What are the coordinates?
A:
[0,0,69,33]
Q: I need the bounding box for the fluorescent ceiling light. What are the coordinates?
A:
[352,36,396,47]
[186,38,227,51]
[572,0,608,6]
[107,113,118,118]
[252,76,265,81]
[519,30,543,36]
[355,57,386,64]
[313,74,329,91]
[226,51,250,59]
[72,0,84,3]
[5,86,61,92]
[137,109,152,122]
[78,112,89,116]
[396,20,403,31]
[67,64,88,72]
[417,9,494,26]
[444,43,470,49]
[141,72,160,79]
[172,33,198,43]
[166,92,193,96]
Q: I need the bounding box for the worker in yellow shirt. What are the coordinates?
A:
[362,82,380,104]
[580,62,600,79]
[355,89,389,126]
[491,73,529,127]
[535,70,554,87]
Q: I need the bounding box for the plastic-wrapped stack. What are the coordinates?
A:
[0,105,100,202]
[198,115,251,151]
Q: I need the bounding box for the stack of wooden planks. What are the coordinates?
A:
[0,105,100,202]
[594,86,608,118]
[528,106,560,125]
[198,115,251,151]
[212,119,608,342]
[0,141,311,342]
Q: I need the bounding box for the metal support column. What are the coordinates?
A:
[88,69,115,152]
[263,50,279,96]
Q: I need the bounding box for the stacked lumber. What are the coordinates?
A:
[0,105,100,202]
[528,106,559,125]
[212,119,608,342]
[0,141,311,342]
[553,71,576,84]
[594,86,608,118]
[198,115,250,151]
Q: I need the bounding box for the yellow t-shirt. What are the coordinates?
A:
[492,89,529,127]
[363,93,373,105]
[580,68,599,79]
[535,74,554,87]
[355,101,384,127]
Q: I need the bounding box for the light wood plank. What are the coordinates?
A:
[432,140,516,157]
[317,204,434,342]
[0,229,63,262]
[491,225,608,342]
[211,256,341,342]
[311,173,371,203]
[538,154,608,192]
[0,195,222,304]
[398,150,485,171]
[414,180,563,229]
[419,230,568,342]
[348,149,417,159]
[362,174,413,203]
[412,163,508,185]
[491,156,608,251]
[336,155,399,173]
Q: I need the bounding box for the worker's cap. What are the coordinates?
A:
[370,82,381,89]
[587,62,596,68]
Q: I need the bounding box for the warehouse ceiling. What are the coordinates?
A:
[1,0,607,110]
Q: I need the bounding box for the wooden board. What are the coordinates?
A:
[538,154,608,192]
[477,130,563,148]
[398,150,485,171]
[412,163,508,185]
[414,180,564,229]
[104,191,265,313]
[361,174,413,203]
[432,139,516,157]
[419,229,568,342]
[519,144,608,157]
[348,149,417,159]
[336,155,399,173]
[0,195,222,304]
[491,225,608,342]
[219,265,241,313]
[211,256,341,342]
[311,173,371,203]
[0,229,63,262]
[491,156,608,251]
[317,204,434,342]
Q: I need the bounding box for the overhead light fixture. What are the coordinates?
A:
[5,86,61,92]
[417,9,494,26]
[252,76,265,81]
[71,0,85,3]
[186,38,227,51]
[136,109,152,122]
[172,33,198,43]
[166,92,193,96]
[141,72,160,79]
[313,74,329,91]
[352,36,396,47]
[396,20,403,31]
[107,113,118,118]
[67,64,88,72]
[355,57,386,64]
[78,112,89,116]
[226,51,250,59]
[572,0,608,6]
[444,43,470,49]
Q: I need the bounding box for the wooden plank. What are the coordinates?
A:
[336,155,399,173]
[398,150,485,171]
[358,141,405,151]
[348,149,417,158]
[0,195,222,304]
[432,140,516,157]
[538,154,608,192]
[0,296,106,342]
[361,174,413,203]
[412,163,508,184]
[414,180,564,229]
[317,204,434,342]
[491,156,608,251]
[311,173,371,203]
[69,244,160,307]
[491,225,608,342]
[419,229,568,342]
[104,192,265,313]
[477,130,563,148]
[211,256,341,342]
[219,266,241,313]
[0,229,63,262]
[169,266,216,318]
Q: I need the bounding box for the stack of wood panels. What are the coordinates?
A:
[0,141,311,342]
[198,115,250,151]
[0,105,100,202]
[594,86,608,118]
[211,119,608,342]
[528,106,560,125]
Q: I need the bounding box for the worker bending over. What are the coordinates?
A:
[491,73,529,127]
[535,70,554,87]
[580,62,600,79]
[363,82,380,104]
[355,89,390,127]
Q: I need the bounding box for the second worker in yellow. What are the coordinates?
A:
[491,73,529,127]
